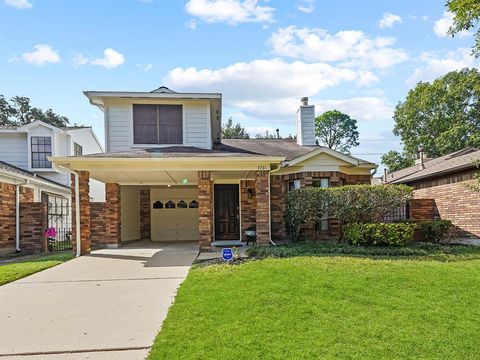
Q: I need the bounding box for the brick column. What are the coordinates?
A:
[139,189,151,240]
[198,171,213,251]
[71,171,91,255]
[105,183,121,247]
[255,170,270,245]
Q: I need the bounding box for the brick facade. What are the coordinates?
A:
[71,171,91,255]
[255,171,270,245]
[90,202,106,247]
[270,172,371,241]
[139,189,151,240]
[240,180,256,235]
[198,171,213,250]
[105,183,121,247]
[19,202,47,253]
[411,172,480,239]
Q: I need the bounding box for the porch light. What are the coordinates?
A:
[181,178,188,185]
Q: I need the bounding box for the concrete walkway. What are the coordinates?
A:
[0,241,198,359]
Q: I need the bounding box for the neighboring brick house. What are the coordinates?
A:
[0,161,70,254]
[384,148,480,239]
[51,87,376,254]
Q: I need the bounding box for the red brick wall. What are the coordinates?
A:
[71,171,91,255]
[105,183,121,246]
[413,178,480,239]
[240,180,256,236]
[198,171,213,250]
[19,202,47,253]
[0,182,16,253]
[90,202,106,247]
[19,187,34,202]
[270,172,371,242]
[256,171,270,244]
[139,189,150,240]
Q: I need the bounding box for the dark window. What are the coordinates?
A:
[177,200,187,208]
[189,200,199,208]
[288,180,301,191]
[165,200,176,209]
[153,201,163,209]
[31,136,52,168]
[74,142,83,156]
[312,178,329,188]
[133,104,182,144]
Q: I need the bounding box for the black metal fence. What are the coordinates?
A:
[384,201,410,223]
[45,194,72,252]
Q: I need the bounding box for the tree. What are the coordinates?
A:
[381,151,415,172]
[0,95,69,127]
[314,110,359,154]
[392,68,480,160]
[447,0,480,57]
[221,117,249,139]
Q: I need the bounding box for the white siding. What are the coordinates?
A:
[185,104,209,148]
[296,106,315,146]
[121,187,140,242]
[107,104,132,152]
[0,133,28,169]
[105,100,212,152]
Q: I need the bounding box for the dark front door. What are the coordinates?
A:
[214,184,240,240]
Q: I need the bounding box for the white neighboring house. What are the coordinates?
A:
[0,120,105,201]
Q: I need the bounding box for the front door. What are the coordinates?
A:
[214,184,240,240]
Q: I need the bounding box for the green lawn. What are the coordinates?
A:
[149,256,480,359]
[0,252,73,285]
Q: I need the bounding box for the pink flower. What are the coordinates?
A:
[44,227,57,238]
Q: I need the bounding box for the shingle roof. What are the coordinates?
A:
[385,148,480,184]
[0,161,69,188]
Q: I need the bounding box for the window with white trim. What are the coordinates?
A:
[74,142,83,156]
[287,179,301,191]
[31,136,52,168]
[312,178,329,188]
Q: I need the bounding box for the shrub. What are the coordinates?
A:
[343,223,416,246]
[286,184,413,241]
[420,220,453,243]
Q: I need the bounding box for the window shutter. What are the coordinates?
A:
[133,105,158,144]
[158,105,182,144]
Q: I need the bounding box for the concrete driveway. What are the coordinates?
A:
[0,241,198,359]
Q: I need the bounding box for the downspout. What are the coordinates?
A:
[57,165,81,257]
[15,180,28,252]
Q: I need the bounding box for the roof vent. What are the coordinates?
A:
[151,86,177,94]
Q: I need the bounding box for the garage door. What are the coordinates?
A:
[150,187,199,241]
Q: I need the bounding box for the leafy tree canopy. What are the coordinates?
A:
[0,95,69,128]
[381,151,415,173]
[392,68,480,160]
[447,0,480,57]
[221,117,249,139]
[314,110,359,154]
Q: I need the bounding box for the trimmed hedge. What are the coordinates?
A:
[344,223,416,246]
[420,220,453,243]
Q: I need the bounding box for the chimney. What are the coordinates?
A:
[296,97,316,146]
[418,146,425,169]
[384,168,388,182]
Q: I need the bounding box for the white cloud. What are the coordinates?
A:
[90,48,125,69]
[378,13,403,29]
[185,0,274,25]
[4,0,32,9]
[186,19,197,29]
[433,11,470,38]
[16,44,61,65]
[71,52,89,67]
[316,97,393,122]
[136,63,154,72]
[165,58,379,122]
[268,26,408,69]
[406,47,478,85]
[296,0,314,14]
[245,126,275,136]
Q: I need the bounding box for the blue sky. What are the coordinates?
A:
[1,0,478,166]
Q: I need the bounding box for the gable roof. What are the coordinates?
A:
[0,161,69,189]
[385,148,480,184]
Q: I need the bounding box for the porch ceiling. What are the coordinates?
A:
[50,157,275,185]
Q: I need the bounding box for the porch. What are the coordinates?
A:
[68,164,277,255]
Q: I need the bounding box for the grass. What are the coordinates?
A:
[0,252,73,285]
[149,256,480,359]
[246,241,480,261]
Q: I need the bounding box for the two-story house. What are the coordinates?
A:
[51,86,376,254]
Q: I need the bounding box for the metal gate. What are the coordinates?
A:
[44,193,72,252]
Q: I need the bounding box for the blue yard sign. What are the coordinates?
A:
[222,248,233,262]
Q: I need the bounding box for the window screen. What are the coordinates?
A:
[31,136,52,168]
[133,104,182,144]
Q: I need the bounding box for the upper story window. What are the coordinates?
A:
[313,178,329,188]
[31,136,52,168]
[133,104,183,145]
[74,142,83,156]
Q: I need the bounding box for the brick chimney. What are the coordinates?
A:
[296,97,316,146]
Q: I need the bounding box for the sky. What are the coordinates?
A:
[1,0,479,168]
